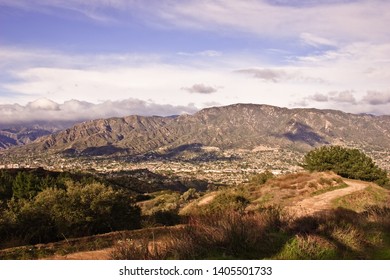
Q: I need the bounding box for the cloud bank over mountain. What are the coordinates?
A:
[0,98,198,126]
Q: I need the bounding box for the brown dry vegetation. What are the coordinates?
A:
[111,206,390,260]
[180,172,387,215]
[2,171,389,260]
[0,226,184,260]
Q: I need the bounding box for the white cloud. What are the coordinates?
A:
[0,98,198,125]
[300,33,338,48]
[2,45,390,117]
[148,0,390,44]
[27,98,60,110]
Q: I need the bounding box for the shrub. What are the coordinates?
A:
[303,146,389,187]
[147,210,181,226]
[276,235,338,260]
[38,182,141,237]
[0,182,141,247]
[206,192,250,213]
[249,170,274,185]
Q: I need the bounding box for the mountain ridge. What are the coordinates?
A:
[2,103,390,158]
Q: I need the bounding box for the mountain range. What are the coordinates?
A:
[0,123,70,150]
[1,103,390,158]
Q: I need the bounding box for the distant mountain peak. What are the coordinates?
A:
[1,103,390,158]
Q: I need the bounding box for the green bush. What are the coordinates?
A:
[0,171,13,200]
[0,182,141,246]
[303,146,389,187]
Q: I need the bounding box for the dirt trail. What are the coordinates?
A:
[46,248,113,260]
[289,179,369,217]
[197,194,217,205]
[40,180,371,259]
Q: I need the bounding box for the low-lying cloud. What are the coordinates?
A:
[361,91,390,105]
[0,98,198,126]
[329,91,356,104]
[294,90,390,115]
[306,91,356,104]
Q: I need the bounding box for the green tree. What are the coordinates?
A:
[12,172,44,199]
[0,171,13,200]
[34,182,141,237]
[0,182,141,246]
[303,146,389,187]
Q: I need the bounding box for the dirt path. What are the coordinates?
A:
[46,248,113,260]
[197,194,217,206]
[289,179,369,217]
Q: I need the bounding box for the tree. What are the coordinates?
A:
[12,172,44,199]
[303,146,389,188]
[0,182,141,246]
[0,171,13,200]
[34,182,141,237]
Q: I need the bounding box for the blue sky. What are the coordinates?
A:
[1,0,390,123]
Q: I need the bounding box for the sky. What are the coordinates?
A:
[1,0,390,124]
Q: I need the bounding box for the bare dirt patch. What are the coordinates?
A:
[289,179,369,217]
[197,194,217,206]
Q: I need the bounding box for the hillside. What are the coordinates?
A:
[3,104,390,158]
[0,123,73,150]
[2,172,389,260]
[180,172,390,216]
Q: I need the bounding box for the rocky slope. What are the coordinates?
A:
[3,104,390,157]
[0,126,62,149]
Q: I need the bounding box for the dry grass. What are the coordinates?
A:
[111,207,288,260]
[332,186,390,212]
[249,172,348,209]
[110,238,169,260]
[0,226,184,260]
[110,206,390,260]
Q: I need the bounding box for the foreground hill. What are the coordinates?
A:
[180,172,390,216]
[1,172,389,260]
[3,103,390,157]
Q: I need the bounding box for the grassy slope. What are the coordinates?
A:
[2,171,389,260]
